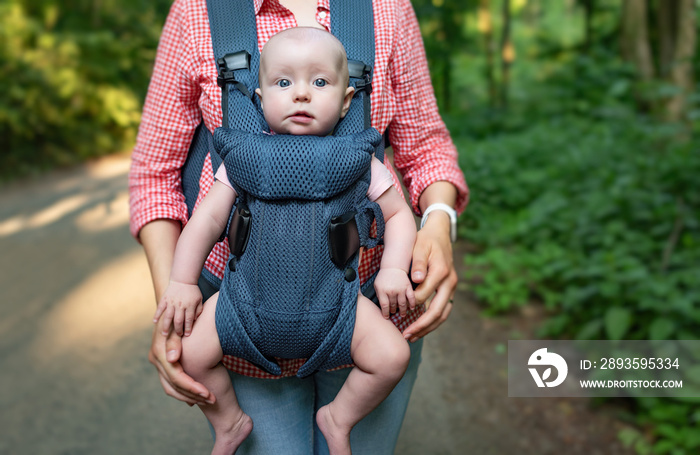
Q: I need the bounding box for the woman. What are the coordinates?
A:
[129,0,468,452]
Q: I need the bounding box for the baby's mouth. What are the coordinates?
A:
[288,111,314,123]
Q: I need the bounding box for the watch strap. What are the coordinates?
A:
[420,203,457,243]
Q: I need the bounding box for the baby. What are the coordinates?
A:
[154,27,416,455]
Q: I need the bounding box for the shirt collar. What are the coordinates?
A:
[256,0,330,16]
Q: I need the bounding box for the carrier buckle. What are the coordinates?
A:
[217,51,252,92]
[228,202,252,258]
[347,60,372,95]
[328,211,360,268]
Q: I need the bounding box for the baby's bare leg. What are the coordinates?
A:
[316,295,411,455]
[181,292,252,455]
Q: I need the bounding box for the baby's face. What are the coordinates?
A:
[256,35,354,136]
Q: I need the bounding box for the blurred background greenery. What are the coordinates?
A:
[1,0,698,453]
[0,0,171,177]
[418,1,699,454]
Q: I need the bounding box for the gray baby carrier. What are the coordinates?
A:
[181,0,386,377]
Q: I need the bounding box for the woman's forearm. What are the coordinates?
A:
[418,181,458,233]
[139,219,182,303]
[418,181,457,213]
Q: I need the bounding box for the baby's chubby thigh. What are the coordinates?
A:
[350,295,411,380]
[180,292,225,378]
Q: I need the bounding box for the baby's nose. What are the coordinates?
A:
[293,84,310,101]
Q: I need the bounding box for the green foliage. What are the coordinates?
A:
[631,398,700,455]
[412,0,472,112]
[447,46,640,138]
[458,114,700,338]
[0,0,170,179]
[458,111,700,453]
[439,0,699,452]
[452,9,700,448]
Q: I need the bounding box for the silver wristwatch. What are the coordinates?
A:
[420,203,457,243]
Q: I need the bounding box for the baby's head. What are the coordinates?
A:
[255,27,355,136]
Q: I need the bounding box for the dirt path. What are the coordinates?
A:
[0,155,635,454]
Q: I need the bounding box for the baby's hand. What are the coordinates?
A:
[153,281,203,337]
[373,268,416,319]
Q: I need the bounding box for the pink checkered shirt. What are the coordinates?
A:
[129,0,469,378]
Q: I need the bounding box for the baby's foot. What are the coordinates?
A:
[211,412,253,455]
[316,405,352,455]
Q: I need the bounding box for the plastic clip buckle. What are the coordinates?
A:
[328,211,360,268]
[217,51,251,88]
[228,202,252,258]
[347,60,372,95]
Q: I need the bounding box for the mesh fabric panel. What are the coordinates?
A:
[216,131,383,377]
[200,0,383,377]
[215,129,380,200]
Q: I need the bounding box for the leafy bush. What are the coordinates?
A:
[456,115,700,453]
[445,46,641,139]
[459,115,699,338]
[0,0,170,179]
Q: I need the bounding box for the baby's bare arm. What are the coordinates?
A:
[372,185,417,318]
[153,181,236,336]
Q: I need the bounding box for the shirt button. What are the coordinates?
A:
[318,10,327,19]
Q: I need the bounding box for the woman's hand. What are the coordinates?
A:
[402,210,457,343]
[148,320,215,406]
[139,220,214,406]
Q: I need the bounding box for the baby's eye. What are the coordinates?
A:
[313,79,328,87]
[276,79,291,88]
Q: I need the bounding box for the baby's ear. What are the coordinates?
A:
[339,86,355,118]
[255,88,263,108]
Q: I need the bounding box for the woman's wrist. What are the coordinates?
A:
[418,181,458,241]
[420,203,457,242]
[421,209,451,233]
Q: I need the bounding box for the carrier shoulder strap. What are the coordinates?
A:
[206,0,379,158]
[184,0,378,217]
[329,0,377,159]
[206,0,265,135]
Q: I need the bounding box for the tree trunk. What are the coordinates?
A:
[620,0,654,81]
[665,0,696,123]
[582,0,595,53]
[442,58,452,113]
[656,0,677,78]
[440,5,455,113]
[479,0,497,108]
[499,0,513,110]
